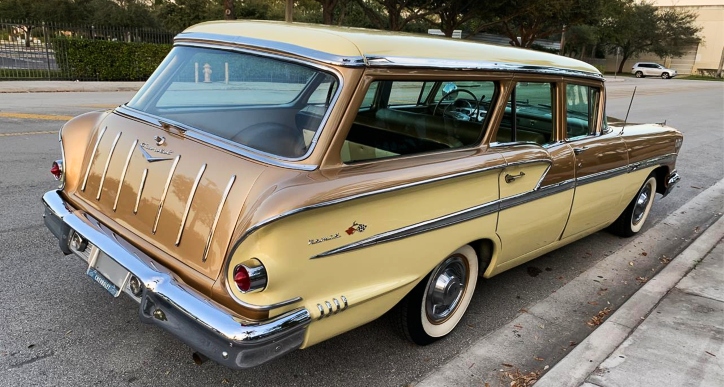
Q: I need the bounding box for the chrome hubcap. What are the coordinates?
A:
[632,183,652,225]
[425,256,467,324]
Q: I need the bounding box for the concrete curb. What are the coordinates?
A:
[534,215,724,387]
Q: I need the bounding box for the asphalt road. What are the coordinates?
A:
[0,78,722,386]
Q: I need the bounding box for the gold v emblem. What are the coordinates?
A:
[139,145,173,162]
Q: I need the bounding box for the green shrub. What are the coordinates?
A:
[53,38,171,81]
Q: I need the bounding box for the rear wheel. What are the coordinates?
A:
[661,72,671,79]
[609,175,657,237]
[393,245,478,345]
[635,71,644,78]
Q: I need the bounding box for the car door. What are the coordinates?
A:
[491,80,575,271]
[560,83,628,240]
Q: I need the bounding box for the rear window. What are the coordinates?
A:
[127,46,339,159]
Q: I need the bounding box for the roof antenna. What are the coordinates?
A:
[620,86,637,135]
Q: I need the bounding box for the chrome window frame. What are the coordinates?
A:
[121,42,345,170]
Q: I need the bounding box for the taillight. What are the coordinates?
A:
[232,258,267,293]
[50,160,63,180]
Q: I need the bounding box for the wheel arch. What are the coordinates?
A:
[653,165,670,195]
[467,238,496,275]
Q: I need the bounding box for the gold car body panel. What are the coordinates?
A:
[68,113,266,281]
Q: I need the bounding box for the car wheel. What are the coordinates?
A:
[609,174,657,237]
[635,71,644,78]
[393,245,478,345]
[661,72,670,79]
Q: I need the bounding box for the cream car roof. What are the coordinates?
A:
[180,20,601,77]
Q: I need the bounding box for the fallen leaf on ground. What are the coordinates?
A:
[641,252,648,256]
[629,261,634,266]
[534,356,544,361]
[501,368,541,387]
[587,307,613,327]
[502,363,514,367]
[636,276,649,284]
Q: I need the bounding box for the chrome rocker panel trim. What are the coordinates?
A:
[42,190,311,369]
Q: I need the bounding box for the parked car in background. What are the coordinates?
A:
[631,62,678,79]
[42,20,683,370]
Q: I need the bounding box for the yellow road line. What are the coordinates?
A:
[0,130,57,137]
[0,112,74,121]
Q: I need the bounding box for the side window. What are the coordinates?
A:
[306,74,339,105]
[497,82,553,145]
[566,84,600,139]
[341,80,495,163]
[388,81,426,106]
[359,82,379,110]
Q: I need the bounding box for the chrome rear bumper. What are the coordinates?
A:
[42,190,310,369]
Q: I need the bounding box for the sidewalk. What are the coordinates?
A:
[535,216,724,387]
[0,81,144,93]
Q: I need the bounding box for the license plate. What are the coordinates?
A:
[86,250,130,297]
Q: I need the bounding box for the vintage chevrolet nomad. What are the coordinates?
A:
[43,21,682,369]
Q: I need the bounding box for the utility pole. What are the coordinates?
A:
[285,0,293,23]
[224,0,235,20]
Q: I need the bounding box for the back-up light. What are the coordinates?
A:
[233,258,267,293]
[50,160,63,180]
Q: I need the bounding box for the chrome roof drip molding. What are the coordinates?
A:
[369,56,603,80]
[174,32,367,67]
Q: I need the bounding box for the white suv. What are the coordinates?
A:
[631,62,677,79]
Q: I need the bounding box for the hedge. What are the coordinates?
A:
[53,38,171,81]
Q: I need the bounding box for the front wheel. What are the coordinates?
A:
[661,72,671,79]
[393,245,478,345]
[635,71,644,78]
[609,175,657,237]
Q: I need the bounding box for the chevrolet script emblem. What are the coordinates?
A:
[139,142,174,162]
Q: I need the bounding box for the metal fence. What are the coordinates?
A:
[0,20,175,80]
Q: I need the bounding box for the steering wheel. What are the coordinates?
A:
[433,89,479,121]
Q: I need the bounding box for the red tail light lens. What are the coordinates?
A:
[232,259,267,293]
[233,266,251,292]
[50,160,63,180]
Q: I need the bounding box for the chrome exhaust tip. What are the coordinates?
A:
[192,352,208,366]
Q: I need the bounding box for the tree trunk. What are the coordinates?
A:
[285,0,293,22]
[617,53,631,74]
[224,0,236,20]
[24,27,33,48]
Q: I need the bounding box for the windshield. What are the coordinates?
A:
[127,46,339,159]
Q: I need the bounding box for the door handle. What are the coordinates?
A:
[573,146,589,155]
[505,171,525,183]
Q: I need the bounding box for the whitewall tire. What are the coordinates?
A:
[393,245,478,345]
